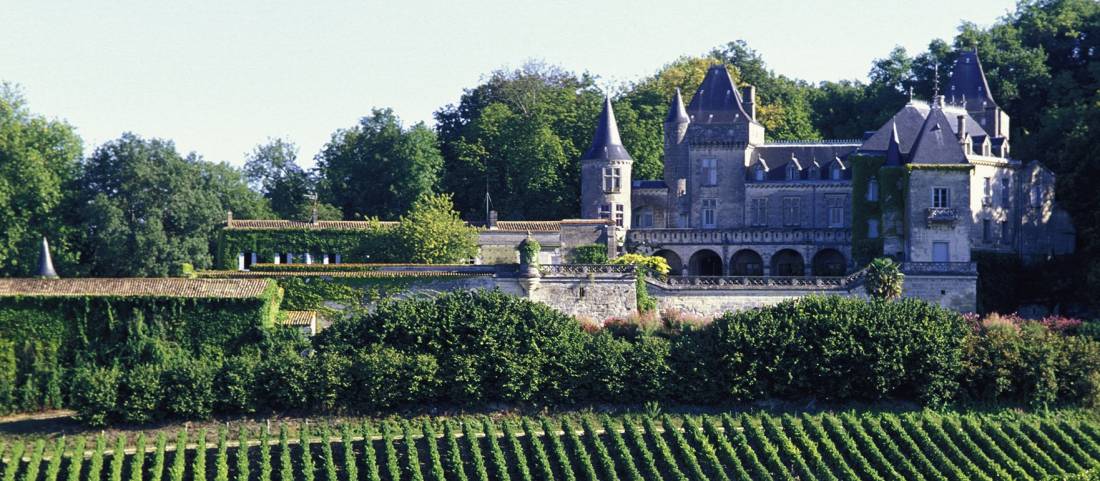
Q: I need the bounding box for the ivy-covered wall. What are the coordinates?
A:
[0,281,282,413]
[215,225,396,269]
[850,155,908,266]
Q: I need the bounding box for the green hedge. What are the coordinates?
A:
[0,281,281,415]
[849,155,907,265]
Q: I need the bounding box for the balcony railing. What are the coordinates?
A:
[926,207,959,226]
[538,264,636,276]
[627,228,851,246]
[647,268,867,291]
[901,262,977,276]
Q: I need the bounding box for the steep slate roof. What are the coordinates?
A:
[581,97,632,161]
[686,65,754,124]
[0,278,271,299]
[226,220,398,230]
[948,49,998,108]
[665,88,689,124]
[860,101,988,158]
[908,105,969,164]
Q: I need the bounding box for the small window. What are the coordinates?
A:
[702,159,718,186]
[933,188,950,208]
[599,204,611,220]
[1030,184,1042,207]
[614,204,624,227]
[808,166,820,180]
[634,208,653,228]
[754,164,766,181]
[786,164,799,181]
[827,195,845,227]
[602,167,621,193]
[867,219,880,238]
[982,219,992,243]
[1000,221,1009,244]
[867,177,879,201]
[702,199,717,228]
[831,164,843,180]
[1000,176,1010,205]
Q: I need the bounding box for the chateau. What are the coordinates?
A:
[581,50,1075,280]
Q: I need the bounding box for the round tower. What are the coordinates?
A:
[663,88,690,187]
[580,97,633,230]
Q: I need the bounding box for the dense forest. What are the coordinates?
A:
[0,0,1097,304]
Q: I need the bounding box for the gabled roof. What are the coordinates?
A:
[860,102,930,154]
[665,88,689,124]
[948,49,998,109]
[685,65,753,124]
[582,97,632,161]
[908,106,968,164]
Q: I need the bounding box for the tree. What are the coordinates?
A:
[392,193,478,264]
[316,109,443,220]
[0,84,83,276]
[435,62,602,220]
[864,257,904,300]
[243,139,315,219]
[75,133,266,276]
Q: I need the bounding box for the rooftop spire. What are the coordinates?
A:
[665,88,689,124]
[582,96,632,161]
[685,65,752,124]
[37,237,58,279]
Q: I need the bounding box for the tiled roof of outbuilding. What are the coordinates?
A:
[226,220,397,230]
[0,278,271,299]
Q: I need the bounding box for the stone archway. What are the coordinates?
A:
[729,249,764,276]
[688,249,724,276]
[812,248,847,276]
[653,249,684,276]
[770,249,805,276]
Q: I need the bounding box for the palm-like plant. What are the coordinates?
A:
[865,257,904,300]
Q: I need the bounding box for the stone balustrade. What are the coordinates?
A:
[627,227,851,246]
[901,261,978,275]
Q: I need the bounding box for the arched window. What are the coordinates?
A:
[786,164,799,180]
[867,177,879,201]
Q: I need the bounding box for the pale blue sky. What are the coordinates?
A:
[2,0,1016,168]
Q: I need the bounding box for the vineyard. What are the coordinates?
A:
[1,411,1099,481]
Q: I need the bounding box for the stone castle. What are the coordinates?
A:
[580,50,1074,284]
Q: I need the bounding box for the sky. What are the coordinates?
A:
[1,0,1017,168]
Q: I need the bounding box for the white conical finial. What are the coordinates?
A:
[37,237,58,279]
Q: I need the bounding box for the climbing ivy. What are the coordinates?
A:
[850,155,907,266]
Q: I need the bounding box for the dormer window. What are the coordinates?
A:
[786,164,799,180]
[754,164,766,182]
[830,164,843,180]
[808,166,820,180]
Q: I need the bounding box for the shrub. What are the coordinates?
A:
[215,352,259,414]
[569,244,608,264]
[711,295,967,404]
[119,363,163,423]
[864,257,904,300]
[69,364,119,427]
[315,289,587,405]
[160,354,219,419]
[342,345,440,412]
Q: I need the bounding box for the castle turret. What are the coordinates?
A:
[580,97,633,230]
[663,88,690,195]
[948,49,1010,141]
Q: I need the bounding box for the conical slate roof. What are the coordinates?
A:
[582,97,632,161]
[948,49,997,109]
[37,237,58,279]
[665,88,689,124]
[885,121,903,166]
[685,65,752,124]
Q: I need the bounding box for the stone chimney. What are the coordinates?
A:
[741,86,756,121]
[956,115,966,141]
[488,210,498,229]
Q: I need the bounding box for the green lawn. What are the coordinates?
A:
[2,410,1098,481]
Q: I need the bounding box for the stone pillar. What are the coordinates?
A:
[250,253,257,267]
[287,254,294,264]
[273,254,281,265]
[237,252,245,271]
[322,254,330,265]
[305,253,313,264]
[334,254,342,264]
